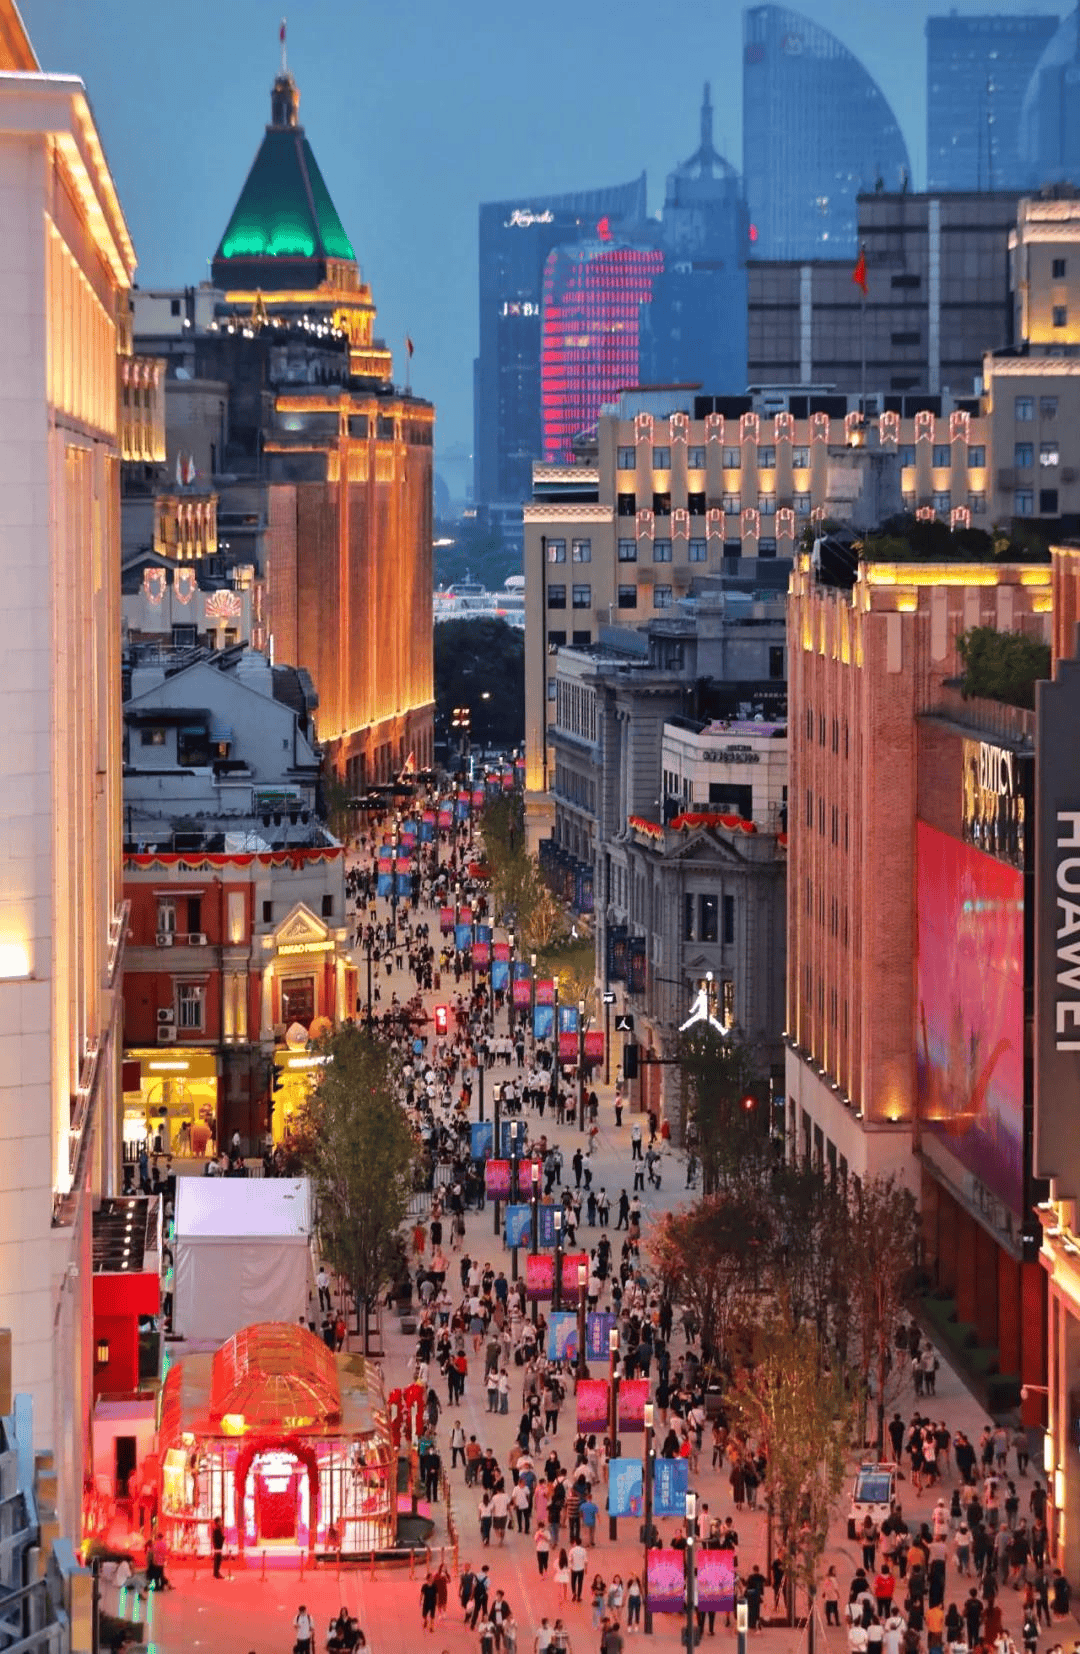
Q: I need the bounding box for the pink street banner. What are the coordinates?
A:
[526,1253,554,1302]
[439,907,455,934]
[618,1378,650,1434]
[534,979,555,1006]
[492,942,510,963]
[646,1549,686,1614]
[575,1378,609,1435]
[484,1159,511,1199]
[459,905,474,925]
[516,1159,544,1197]
[561,1251,589,1299]
[696,1551,735,1614]
[512,979,532,1008]
[584,1030,605,1064]
[473,941,491,966]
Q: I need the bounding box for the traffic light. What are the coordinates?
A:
[434,1005,448,1037]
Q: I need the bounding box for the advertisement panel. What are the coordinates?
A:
[1036,657,1080,1198]
[512,978,532,1008]
[547,1313,578,1361]
[491,960,509,992]
[515,1159,544,1198]
[646,1550,686,1614]
[526,1253,554,1301]
[455,924,473,952]
[696,1552,735,1613]
[470,1122,494,1161]
[505,1205,532,1248]
[561,1252,589,1299]
[438,807,453,829]
[618,1378,650,1434]
[538,1204,557,1248]
[377,871,393,897]
[439,906,455,933]
[474,941,491,966]
[576,1378,609,1434]
[558,1031,578,1062]
[493,942,510,963]
[586,1312,617,1361]
[653,1457,688,1517]
[535,979,555,1006]
[916,822,1024,1214]
[485,1160,511,1199]
[584,1030,605,1065]
[608,1458,643,1518]
[534,1005,554,1040]
[558,1006,579,1034]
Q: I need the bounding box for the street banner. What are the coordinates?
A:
[440,906,455,933]
[438,805,453,828]
[584,1030,604,1064]
[535,979,555,1006]
[558,1031,578,1063]
[696,1552,735,1614]
[493,942,510,962]
[653,1457,688,1518]
[485,1159,511,1199]
[503,768,515,789]
[526,1253,553,1302]
[455,800,469,820]
[476,924,492,943]
[586,1312,617,1361]
[608,1458,643,1519]
[470,1121,493,1161]
[395,873,411,896]
[377,872,392,897]
[473,941,490,966]
[533,1005,554,1040]
[471,787,485,807]
[646,1550,686,1614]
[537,1204,557,1247]
[420,818,435,842]
[455,924,472,952]
[618,1378,650,1434]
[516,1159,543,1198]
[499,1120,525,1157]
[561,1251,589,1299]
[558,1005,579,1033]
[575,1378,609,1434]
[512,978,532,1008]
[547,1313,578,1362]
[491,959,509,992]
[504,1204,532,1248]
[459,905,474,925]
[511,960,531,980]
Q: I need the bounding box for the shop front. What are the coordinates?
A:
[121,1048,219,1162]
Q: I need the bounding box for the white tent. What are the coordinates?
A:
[172,1178,313,1343]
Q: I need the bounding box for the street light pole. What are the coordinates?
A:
[550,972,560,1120]
[643,1402,655,1636]
[493,1080,502,1236]
[578,997,586,1132]
[576,1263,588,1381]
[530,1160,540,1327]
[509,1121,521,1279]
[553,1207,563,1313]
[608,1328,621,1541]
[685,1491,697,1652]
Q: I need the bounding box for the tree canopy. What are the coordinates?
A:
[957,625,1051,710]
[435,617,524,751]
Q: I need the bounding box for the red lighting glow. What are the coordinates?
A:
[748,224,759,242]
[596,216,612,242]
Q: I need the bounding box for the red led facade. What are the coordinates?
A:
[541,241,664,462]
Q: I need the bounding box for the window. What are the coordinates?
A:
[687,491,706,516]
[547,583,566,609]
[547,538,566,563]
[617,493,636,515]
[722,895,735,946]
[141,726,166,746]
[1014,443,1034,469]
[891,273,921,290]
[1054,305,1068,328]
[186,896,202,935]
[652,446,671,471]
[653,539,672,562]
[932,445,951,468]
[723,493,740,515]
[898,445,915,467]
[1054,258,1067,279]
[968,492,986,515]
[699,894,718,943]
[177,982,204,1031]
[683,894,695,942]
[653,491,671,516]
[281,976,315,1025]
[758,539,777,557]
[1041,397,1058,420]
[1040,442,1060,468]
[758,445,776,469]
[933,491,951,513]
[687,446,706,470]
[1015,397,1034,422]
[722,446,741,469]
[617,584,637,609]
[792,446,809,469]
[617,446,636,469]
[892,331,921,346]
[572,583,591,608]
[262,900,273,924]
[156,898,176,935]
[321,894,334,918]
[968,446,985,468]
[1040,488,1059,515]
[805,788,813,828]
[758,494,776,516]
[548,630,566,647]
[1015,490,1034,516]
[722,979,735,1028]
[617,538,637,562]
[572,629,592,647]
[688,538,707,563]
[653,585,673,608]
[769,645,785,680]
[547,677,557,701]
[571,537,591,562]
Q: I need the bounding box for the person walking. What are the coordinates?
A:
[293,1605,315,1654]
[420,1572,439,1632]
[211,1516,224,1579]
[569,1540,587,1603]
[554,1547,571,1603]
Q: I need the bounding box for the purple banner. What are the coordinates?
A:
[696,1551,736,1614]
[647,1549,686,1614]
[576,1377,609,1435]
[484,1159,511,1199]
[618,1378,650,1434]
[512,979,532,1008]
[526,1253,554,1302]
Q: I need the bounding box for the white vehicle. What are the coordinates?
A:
[847,1462,898,1539]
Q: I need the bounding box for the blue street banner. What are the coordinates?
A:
[533,1004,554,1040]
[558,1005,580,1034]
[511,960,531,981]
[538,1204,557,1248]
[499,1120,526,1158]
[395,873,411,896]
[586,1312,617,1362]
[547,1313,578,1362]
[476,924,492,944]
[504,1204,532,1248]
[455,800,469,821]
[608,1458,644,1519]
[653,1456,689,1518]
[491,959,509,992]
[420,819,435,843]
[454,924,473,952]
[470,1121,493,1161]
[376,871,393,897]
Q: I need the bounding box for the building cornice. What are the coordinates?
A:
[524,503,612,523]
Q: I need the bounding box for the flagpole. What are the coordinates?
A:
[861,293,866,412]
[405,335,412,396]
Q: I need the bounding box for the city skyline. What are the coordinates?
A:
[23,0,1067,469]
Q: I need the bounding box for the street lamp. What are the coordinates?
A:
[643,1402,655,1636]
[608,1327,621,1540]
[553,1207,563,1312]
[685,1491,698,1652]
[578,996,587,1132]
[530,1159,540,1326]
[576,1262,588,1381]
[493,1080,503,1236]
[550,971,560,1120]
[507,928,516,1036]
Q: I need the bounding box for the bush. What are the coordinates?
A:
[957,626,1051,710]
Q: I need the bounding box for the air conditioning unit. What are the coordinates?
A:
[156,1008,175,1026]
[190,933,208,946]
[156,933,174,948]
[157,1025,177,1044]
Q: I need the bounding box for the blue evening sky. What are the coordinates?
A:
[22,0,1061,478]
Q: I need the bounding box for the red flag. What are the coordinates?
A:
[279,20,286,44]
[852,246,868,297]
[406,335,415,359]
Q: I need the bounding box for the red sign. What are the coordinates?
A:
[561,1251,589,1299]
[492,942,510,962]
[485,1159,511,1199]
[473,941,491,966]
[535,979,555,1006]
[459,905,473,925]
[516,1159,544,1197]
[440,907,455,934]
[558,1031,578,1063]
[618,1378,651,1434]
[576,1378,610,1434]
[512,979,532,1008]
[584,1030,605,1064]
[526,1253,554,1302]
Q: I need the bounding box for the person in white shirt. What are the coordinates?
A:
[293,1605,315,1654]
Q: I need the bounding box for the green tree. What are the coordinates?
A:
[302,1025,417,1353]
[679,1024,768,1193]
[434,617,524,752]
[651,1193,773,1367]
[840,1175,921,1455]
[957,626,1050,710]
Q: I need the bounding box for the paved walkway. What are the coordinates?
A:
[129,830,1064,1654]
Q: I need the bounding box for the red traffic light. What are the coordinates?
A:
[740,1092,756,1112]
[434,1005,448,1036]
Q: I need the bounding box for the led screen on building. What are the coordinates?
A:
[916,821,1024,1215]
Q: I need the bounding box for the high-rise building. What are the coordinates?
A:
[0,0,140,1548]
[540,238,664,464]
[1020,8,1080,187]
[742,3,911,262]
[473,176,648,511]
[926,13,1057,192]
[641,85,750,397]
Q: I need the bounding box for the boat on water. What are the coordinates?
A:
[433,573,524,628]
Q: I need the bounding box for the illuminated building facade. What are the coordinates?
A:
[742,4,911,261]
[541,240,664,464]
[0,0,136,1559]
[926,13,1056,192]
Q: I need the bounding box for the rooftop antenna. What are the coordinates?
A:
[279,17,288,76]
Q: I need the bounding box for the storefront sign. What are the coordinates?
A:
[1035,654,1080,1195]
[278,940,333,956]
[701,746,760,763]
[962,736,1027,869]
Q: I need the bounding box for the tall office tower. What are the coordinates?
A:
[0,0,139,1544]
[926,13,1057,191]
[742,4,911,262]
[473,176,647,509]
[1020,8,1080,187]
[540,239,664,464]
[641,85,751,396]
